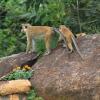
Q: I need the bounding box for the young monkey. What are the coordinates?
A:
[21,23,53,55]
[59,25,83,60]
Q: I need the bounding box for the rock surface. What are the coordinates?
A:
[0,52,38,78]
[31,34,100,100]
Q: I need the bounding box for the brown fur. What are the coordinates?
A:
[59,25,83,59]
[59,25,73,52]
[21,23,53,55]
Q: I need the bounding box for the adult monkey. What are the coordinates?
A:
[21,23,56,55]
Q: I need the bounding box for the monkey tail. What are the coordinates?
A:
[72,34,84,60]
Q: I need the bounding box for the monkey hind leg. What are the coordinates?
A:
[44,49,51,55]
[62,43,67,48]
[44,33,52,56]
[26,43,31,54]
[67,43,73,53]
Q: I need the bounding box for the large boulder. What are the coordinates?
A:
[30,34,100,100]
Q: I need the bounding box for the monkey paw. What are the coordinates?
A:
[62,43,66,48]
[26,50,32,54]
[44,50,51,56]
[68,49,73,53]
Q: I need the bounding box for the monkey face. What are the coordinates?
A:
[21,24,25,32]
[21,23,30,32]
[59,25,68,34]
[59,25,65,32]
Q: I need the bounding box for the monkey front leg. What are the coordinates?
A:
[26,36,33,53]
[67,42,73,53]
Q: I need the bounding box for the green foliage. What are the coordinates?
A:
[35,39,45,55]
[27,89,44,100]
[2,70,32,80]
[0,29,26,57]
[34,0,65,26]
[35,33,59,54]
[0,0,100,57]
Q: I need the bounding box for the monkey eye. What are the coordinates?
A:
[25,26,27,28]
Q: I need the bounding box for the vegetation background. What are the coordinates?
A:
[0,0,100,57]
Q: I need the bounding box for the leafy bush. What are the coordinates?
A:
[3,70,32,80]
[27,89,44,100]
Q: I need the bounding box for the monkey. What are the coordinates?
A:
[58,25,83,60]
[21,23,83,59]
[21,23,54,55]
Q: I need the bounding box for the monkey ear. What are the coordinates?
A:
[59,25,62,29]
[27,23,31,26]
